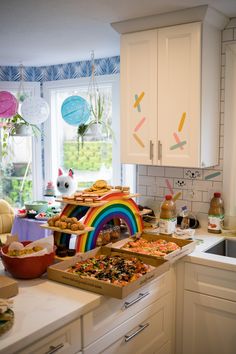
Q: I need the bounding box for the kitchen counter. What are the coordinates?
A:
[0,266,101,354]
[1,229,236,353]
[183,230,236,271]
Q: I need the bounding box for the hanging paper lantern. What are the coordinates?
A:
[0,91,18,118]
[61,95,90,126]
[21,97,50,124]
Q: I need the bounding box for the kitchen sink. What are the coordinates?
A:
[205,239,236,258]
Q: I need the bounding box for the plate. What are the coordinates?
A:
[35,214,49,221]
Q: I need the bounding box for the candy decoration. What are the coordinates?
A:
[173,192,182,201]
[134,117,146,132]
[134,94,141,112]
[54,191,143,252]
[178,112,186,132]
[0,91,18,118]
[133,92,145,109]
[61,95,90,126]
[173,132,184,150]
[133,133,145,148]
[170,141,187,150]
[205,171,221,180]
[21,97,49,124]
[165,179,174,195]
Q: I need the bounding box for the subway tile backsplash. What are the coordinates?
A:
[137,24,236,218]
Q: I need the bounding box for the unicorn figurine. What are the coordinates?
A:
[56,168,77,196]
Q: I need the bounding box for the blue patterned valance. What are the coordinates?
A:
[0,56,120,82]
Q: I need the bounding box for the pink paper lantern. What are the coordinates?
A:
[0,91,18,118]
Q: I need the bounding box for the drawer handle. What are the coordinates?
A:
[125,323,149,342]
[124,292,149,309]
[45,343,64,354]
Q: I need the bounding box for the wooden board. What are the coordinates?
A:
[40,224,94,235]
[55,199,108,207]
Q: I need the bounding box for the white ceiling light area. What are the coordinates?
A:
[0,0,236,67]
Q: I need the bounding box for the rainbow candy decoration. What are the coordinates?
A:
[54,191,143,252]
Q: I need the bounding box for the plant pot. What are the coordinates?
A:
[13,124,32,136]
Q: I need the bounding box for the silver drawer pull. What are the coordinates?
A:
[125,323,149,342]
[45,343,64,354]
[124,292,149,309]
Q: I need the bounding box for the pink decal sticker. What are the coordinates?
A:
[134,117,146,132]
[173,132,184,150]
[165,179,174,195]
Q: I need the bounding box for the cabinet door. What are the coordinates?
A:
[183,290,236,354]
[157,22,201,167]
[120,30,158,165]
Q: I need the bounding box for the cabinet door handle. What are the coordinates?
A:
[149,140,154,161]
[45,343,64,354]
[124,323,149,342]
[158,140,162,162]
[123,292,149,309]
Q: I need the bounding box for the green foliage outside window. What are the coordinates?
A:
[1,178,32,206]
[63,141,112,171]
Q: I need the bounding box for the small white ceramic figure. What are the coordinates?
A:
[56,168,77,196]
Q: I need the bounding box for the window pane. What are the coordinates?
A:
[0,91,33,207]
[51,84,113,189]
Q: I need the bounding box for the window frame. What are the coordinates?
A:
[43,74,121,187]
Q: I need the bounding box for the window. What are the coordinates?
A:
[43,75,123,189]
[0,82,42,207]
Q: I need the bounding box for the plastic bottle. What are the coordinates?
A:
[208,192,224,234]
[159,195,177,235]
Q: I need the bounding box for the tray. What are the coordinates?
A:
[40,224,94,235]
[47,247,169,299]
[110,233,196,263]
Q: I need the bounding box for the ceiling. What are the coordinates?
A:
[1,0,236,67]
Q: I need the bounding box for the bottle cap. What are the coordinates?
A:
[214,192,221,198]
[165,195,172,200]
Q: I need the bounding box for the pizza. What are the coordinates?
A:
[66,254,151,286]
[121,238,180,257]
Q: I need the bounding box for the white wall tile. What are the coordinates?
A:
[138,175,156,186]
[138,165,147,175]
[192,180,213,190]
[148,166,165,176]
[183,189,202,202]
[164,167,184,178]
[192,202,209,214]
[203,169,222,182]
[137,185,147,195]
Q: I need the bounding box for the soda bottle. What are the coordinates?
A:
[208,192,224,233]
[159,195,177,235]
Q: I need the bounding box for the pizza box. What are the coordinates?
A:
[47,247,169,299]
[0,275,18,298]
[110,233,196,263]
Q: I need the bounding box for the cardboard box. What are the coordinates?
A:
[0,276,18,298]
[111,233,196,263]
[47,247,169,299]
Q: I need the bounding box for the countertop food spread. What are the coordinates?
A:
[1,229,236,353]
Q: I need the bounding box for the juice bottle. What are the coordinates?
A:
[208,192,224,233]
[159,195,177,235]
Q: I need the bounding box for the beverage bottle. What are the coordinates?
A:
[159,195,177,235]
[208,192,224,233]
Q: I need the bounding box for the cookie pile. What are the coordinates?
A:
[47,214,85,231]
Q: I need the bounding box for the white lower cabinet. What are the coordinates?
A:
[18,318,81,354]
[177,262,236,354]
[83,293,172,354]
[182,291,236,354]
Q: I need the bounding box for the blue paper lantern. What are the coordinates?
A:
[61,96,90,126]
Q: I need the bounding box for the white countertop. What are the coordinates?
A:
[1,229,236,353]
[183,229,236,271]
[0,267,101,354]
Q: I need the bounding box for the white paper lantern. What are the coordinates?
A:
[21,97,49,124]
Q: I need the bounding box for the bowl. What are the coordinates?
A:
[0,241,55,279]
[24,201,48,213]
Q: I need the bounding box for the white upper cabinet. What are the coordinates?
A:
[120,19,223,168]
[120,30,158,165]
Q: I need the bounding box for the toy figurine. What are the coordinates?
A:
[56,168,77,195]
